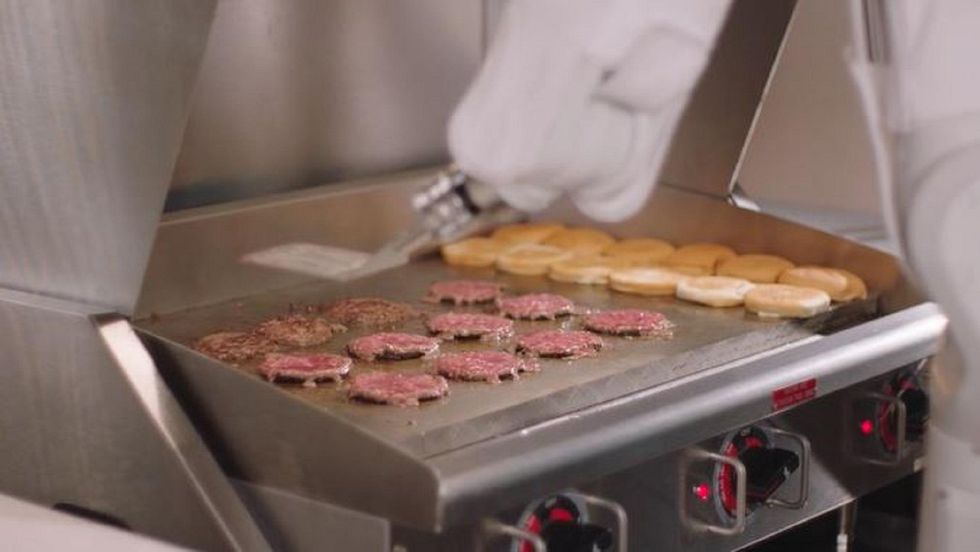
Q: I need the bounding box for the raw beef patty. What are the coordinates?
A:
[426,313,514,340]
[516,330,603,359]
[498,293,574,320]
[258,352,351,387]
[582,309,673,337]
[434,351,537,383]
[427,280,504,305]
[347,332,440,361]
[347,372,449,406]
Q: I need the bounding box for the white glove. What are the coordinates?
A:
[449,0,731,222]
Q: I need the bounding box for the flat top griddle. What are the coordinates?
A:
[136,258,876,458]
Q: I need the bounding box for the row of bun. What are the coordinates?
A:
[441,222,868,319]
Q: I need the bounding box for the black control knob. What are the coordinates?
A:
[879,372,929,452]
[897,386,929,441]
[518,495,613,552]
[739,446,801,505]
[540,521,614,552]
[717,426,803,516]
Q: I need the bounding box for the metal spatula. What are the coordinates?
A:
[242,167,521,281]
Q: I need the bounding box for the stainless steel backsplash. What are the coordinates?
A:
[166,0,483,210]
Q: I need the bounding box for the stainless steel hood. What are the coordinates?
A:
[0,0,215,315]
[659,0,797,199]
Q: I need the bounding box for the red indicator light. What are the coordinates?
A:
[860,419,874,435]
[693,483,711,502]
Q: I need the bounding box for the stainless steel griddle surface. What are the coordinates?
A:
[137,258,876,457]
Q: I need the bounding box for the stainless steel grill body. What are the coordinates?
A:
[132,173,943,543]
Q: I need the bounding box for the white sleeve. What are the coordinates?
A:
[851,2,980,550]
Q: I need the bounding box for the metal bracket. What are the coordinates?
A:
[861,0,892,64]
[727,182,761,212]
[680,449,747,536]
[479,518,546,552]
[874,391,908,463]
[565,491,629,552]
[766,427,811,509]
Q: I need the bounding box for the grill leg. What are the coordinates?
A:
[837,501,858,552]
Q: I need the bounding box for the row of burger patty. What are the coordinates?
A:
[193,284,672,406]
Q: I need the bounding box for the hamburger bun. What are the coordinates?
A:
[496,243,574,276]
[441,237,511,268]
[548,255,632,285]
[604,238,675,264]
[744,284,831,318]
[491,222,564,244]
[835,269,869,301]
[609,267,690,296]
[717,254,795,283]
[777,266,868,302]
[542,227,616,256]
[646,262,712,276]
[661,243,737,274]
[676,276,755,307]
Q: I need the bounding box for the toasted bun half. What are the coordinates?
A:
[491,222,564,244]
[542,227,616,255]
[609,267,690,296]
[777,266,868,301]
[835,269,868,301]
[777,266,845,297]
[496,244,574,276]
[548,256,632,285]
[604,238,675,263]
[662,243,736,273]
[717,254,795,283]
[744,284,831,318]
[646,262,712,276]
[676,276,755,307]
[441,237,512,268]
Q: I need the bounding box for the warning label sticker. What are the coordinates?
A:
[771,379,817,412]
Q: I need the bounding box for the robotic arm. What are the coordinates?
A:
[449,0,732,222]
[851,1,980,549]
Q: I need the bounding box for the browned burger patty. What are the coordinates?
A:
[347,372,449,406]
[516,330,603,359]
[321,297,419,328]
[347,332,440,361]
[426,313,514,340]
[581,309,674,337]
[194,331,277,363]
[427,280,504,305]
[433,351,537,383]
[258,352,351,387]
[255,314,346,347]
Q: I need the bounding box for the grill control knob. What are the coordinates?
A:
[717,426,803,516]
[540,521,613,552]
[515,494,617,552]
[901,387,929,440]
[878,371,929,452]
[739,446,801,505]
